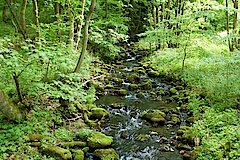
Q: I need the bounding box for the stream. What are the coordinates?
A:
[93,50,188,160]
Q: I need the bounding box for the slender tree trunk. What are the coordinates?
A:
[104,0,108,31]
[75,0,86,50]
[55,2,61,40]
[232,0,238,50]
[166,0,171,20]
[13,72,23,103]
[156,6,159,24]
[161,2,165,21]
[74,0,95,73]
[20,0,27,37]
[6,0,26,38]
[2,3,7,22]
[153,5,156,29]
[226,0,233,51]
[68,0,75,49]
[32,0,41,39]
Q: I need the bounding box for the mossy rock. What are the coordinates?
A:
[60,141,87,148]
[170,87,178,95]
[169,116,181,125]
[73,150,84,160]
[141,110,166,124]
[129,84,138,90]
[82,147,89,153]
[157,90,165,96]
[89,107,110,120]
[96,85,105,92]
[116,89,127,96]
[175,85,184,90]
[136,134,149,142]
[147,70,159,77]
[110,103,124,109]
[112,78,122,85]
[28,134,53,142]
[94,148,119,160]
[87,132,113,148]
[43,146,72,160]
[0,91,24,121]
[136,92,145,98]
[30,142,41,147]
[140,80,152,89]
[127,74,140,82]
[138,69,146,74]
[105,84,114,89]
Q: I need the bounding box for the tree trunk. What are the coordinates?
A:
[55,2,61,40]
[20,0,27,37]
[74,0,95,73]
[166,0,171,20]
[161,2,165,21]
[156,6,159,24]
[232,0,238,50]
[75,0,86,50]
[32,0,41,39]
[6,0,26,38]
[2,3,7,22]
[68,0,75,50]
[226,0,233,51]
[153,5,156,28]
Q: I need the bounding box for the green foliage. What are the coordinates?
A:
[146,33,240,159]
[148,34,240,110]
[90,0,129,60]
[0,107,61,159]
[193,108,240,160]
[54,127,74,141]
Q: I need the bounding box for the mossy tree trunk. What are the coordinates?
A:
[32,0,41,39]
[75,0,86,50]
[2,2,7,22]
[232,0,238,50]
[68,0,75,50]
[6,0,26,38]
[20,0,27,37]
[226,0,233,51]
[74,0,96,73]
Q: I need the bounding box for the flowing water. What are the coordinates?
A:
[94,51,185,160]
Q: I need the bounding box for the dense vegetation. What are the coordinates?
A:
[0,0,239,159]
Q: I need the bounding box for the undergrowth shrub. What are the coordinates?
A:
[0,107,61,159]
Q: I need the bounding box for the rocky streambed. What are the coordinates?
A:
[90,50,195,160]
